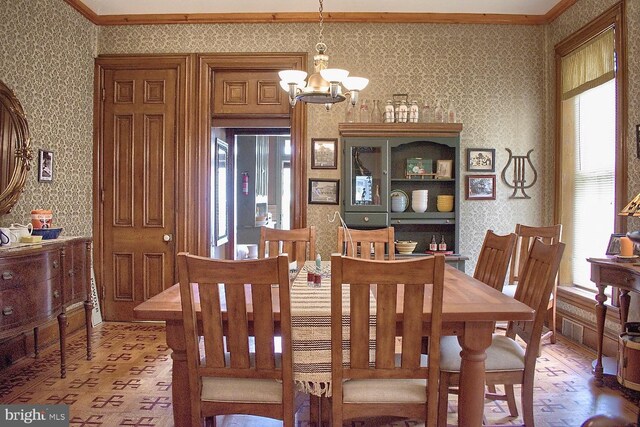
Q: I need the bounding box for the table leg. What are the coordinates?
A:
[57,312,67,378]
[457,322,493,427]
[166,320,190,426]
[594,284,608,387]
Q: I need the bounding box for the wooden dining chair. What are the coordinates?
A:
[473,230,517,292]
[337,226,395,260]
[259,226,316,268]
[177,253,302,427]
[437,239,565,427]
[330,253,445,427]
[507,224,562,344]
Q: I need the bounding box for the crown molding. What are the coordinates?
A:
[64,0,577,26]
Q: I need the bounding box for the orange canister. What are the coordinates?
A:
[31,209,53,229]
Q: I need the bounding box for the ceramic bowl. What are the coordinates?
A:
[31,227,63,240]
[395,240,418,254]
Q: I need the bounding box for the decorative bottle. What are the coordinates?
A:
[438,236,447,251]
[373,185,381,205]
[397,100,409,123]
[371,100,383,123]
[409,100,420,123]
[383,100,395,123]
[421,100,431,123]
[434,99,444,123]
[447,100,456,123]
[345,102,355,123]
[429,235,438,251]
[358,99,370,123]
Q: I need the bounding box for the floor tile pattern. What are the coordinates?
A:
[0,322,637,426]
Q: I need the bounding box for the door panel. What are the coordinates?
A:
[102,68,176,321]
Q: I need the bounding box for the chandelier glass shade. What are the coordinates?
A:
[278,0,368,110]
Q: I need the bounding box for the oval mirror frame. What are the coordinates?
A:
[0,80,32,214]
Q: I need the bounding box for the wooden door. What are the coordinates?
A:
[101,68,177,320]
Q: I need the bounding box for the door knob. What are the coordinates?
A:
[163,234,173,242]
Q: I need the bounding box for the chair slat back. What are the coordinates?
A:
[508,240,565,353]
[331,254,445,423]
[259,226,316,267]
[509,224,562,285]
[178,253,292,387]
[473,230,517,291]
[337,226,395,260]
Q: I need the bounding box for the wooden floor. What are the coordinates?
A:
[0,322,637,426]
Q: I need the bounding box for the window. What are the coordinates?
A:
[554,4,626,292]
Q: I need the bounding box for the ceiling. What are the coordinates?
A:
[79,0,565,16]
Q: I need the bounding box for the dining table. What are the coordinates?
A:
[134,260,535,427]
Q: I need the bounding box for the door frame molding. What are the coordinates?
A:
[93,55,195,307]
[196,53,308,256]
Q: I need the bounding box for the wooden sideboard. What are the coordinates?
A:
[0,237,92,377]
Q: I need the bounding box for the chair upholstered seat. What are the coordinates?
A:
[343,353,429,403]
[439,335,525,372]
[202,377,283,403]
[344,379,427,403]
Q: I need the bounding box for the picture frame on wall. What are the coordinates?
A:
[311,138,338,169]
[465,174,496,200]
[38,149,53,182]
[467,148,496,172]
[309,179,340,205]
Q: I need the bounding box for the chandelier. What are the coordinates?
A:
[278,0,369,111]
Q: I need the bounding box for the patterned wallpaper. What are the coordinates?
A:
[0,0,637,275]
[0,0,97,236]
[99,22,547,265]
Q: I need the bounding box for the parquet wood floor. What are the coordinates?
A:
[0,322,637,426]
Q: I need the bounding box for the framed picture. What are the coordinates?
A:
[405,157,434,178]
[308,179,340,205]
[311,138,338,169]
[606,233,626,255]
[436,160,453,179]
[465,175,496,200]
[467,148,495,172]
[38,149,53,182]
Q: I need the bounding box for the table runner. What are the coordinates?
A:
[291,261,376,397]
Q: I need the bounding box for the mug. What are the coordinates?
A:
[0,228,10,246]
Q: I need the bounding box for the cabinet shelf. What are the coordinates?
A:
[391,178,455,183]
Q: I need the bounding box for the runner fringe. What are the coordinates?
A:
[295,380,332,397]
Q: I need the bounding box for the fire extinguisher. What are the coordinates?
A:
[241,172,249,195]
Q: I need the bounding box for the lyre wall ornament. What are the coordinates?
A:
[501,149,538,199]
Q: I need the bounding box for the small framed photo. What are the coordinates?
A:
[465,175,496,200]
[606,233,626,255]
[467,148,495,172]
[405,157,434,179]
[38,149,54,182]
[311,138,338,169]
[435,160,453,179]
[309,179,340,205]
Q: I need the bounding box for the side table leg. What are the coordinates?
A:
[84,300,93,359]
[594,284,608,387]
[57,312,68,378]
[33,327,39,358]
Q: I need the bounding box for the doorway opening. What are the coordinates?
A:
[210,128,292,259]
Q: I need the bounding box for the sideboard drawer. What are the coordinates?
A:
[0,250,61,291]
[0,278,63,332]
[344,212,388,228]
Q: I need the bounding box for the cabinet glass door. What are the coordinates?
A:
[344,138,387,212]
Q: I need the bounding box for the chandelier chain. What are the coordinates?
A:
[318,0,324,45]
